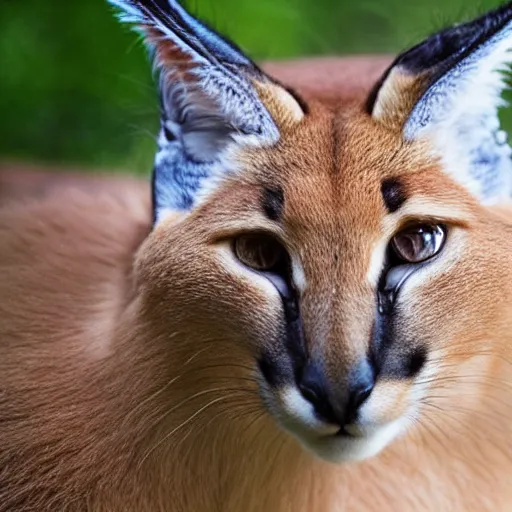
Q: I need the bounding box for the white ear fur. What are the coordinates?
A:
[370,4,512,204]
[405,23,512,203]
[109,0,303,222]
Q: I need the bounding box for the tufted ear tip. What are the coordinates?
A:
[368,2,512,203]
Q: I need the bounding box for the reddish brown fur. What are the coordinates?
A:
[1,56,512,512]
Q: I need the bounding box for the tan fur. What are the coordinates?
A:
[1,55,512,512]
[254,81,305,131]
[371,66,428,131]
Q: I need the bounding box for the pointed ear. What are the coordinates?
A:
[367,3,512,203]
[109,0,305,222]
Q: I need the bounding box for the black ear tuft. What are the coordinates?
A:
[109,0,305,223]
[367,3,512,114]
[368,2,512,203]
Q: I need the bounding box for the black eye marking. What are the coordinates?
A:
[261,186,285,221]
[405,346,427,378]
[258,354,281,387]
[381,177,407,213]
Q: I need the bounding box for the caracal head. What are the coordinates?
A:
[111,0,512,462]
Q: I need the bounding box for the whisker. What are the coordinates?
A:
[427,350,512,368]
[417,374,512,392]
[419,399,508,436]
[138,394,233,469]
[121,344,214,427]
[140,386,260,452]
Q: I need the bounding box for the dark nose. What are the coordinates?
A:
[298,360,375,427]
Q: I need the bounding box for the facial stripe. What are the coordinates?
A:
[405,346,427,377]
[371,258,429,381]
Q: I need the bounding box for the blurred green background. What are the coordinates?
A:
[0,0,507,176]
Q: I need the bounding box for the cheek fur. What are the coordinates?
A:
[213,245,285,347]
[359,380,413,426]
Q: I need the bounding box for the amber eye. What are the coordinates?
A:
[234,234,286,271]
[391,224,446,263]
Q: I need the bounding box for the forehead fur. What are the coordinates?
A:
[234,102,445,220]
[189,96,481,262]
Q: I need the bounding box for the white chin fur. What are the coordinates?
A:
[271,386,407,463]
[297,419,405,463]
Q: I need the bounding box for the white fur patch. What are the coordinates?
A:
[367,237,388,288]
[396,197,474,223]
[290,257,307,294]
[280,387,339,435]
[405,23,512,203]
[301,417,407,463]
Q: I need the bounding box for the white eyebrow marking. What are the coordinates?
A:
[397,197,474,223]
[291,256,307,294]
[280,387,339,435]
[367,238,388,288]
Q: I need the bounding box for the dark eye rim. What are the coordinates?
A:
[231,232,290,273]
[377,223,449,314]
[230,232,300,321]
[389,222,448,264]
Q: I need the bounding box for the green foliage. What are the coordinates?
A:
[0,0,507,175]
